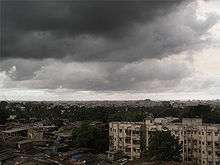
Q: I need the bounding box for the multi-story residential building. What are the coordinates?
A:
[109,118,220,165]
[167,118,220,165]
[109,122,143,160]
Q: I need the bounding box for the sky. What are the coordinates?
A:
[0,0,220,101]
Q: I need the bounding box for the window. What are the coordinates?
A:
[193,140,197,145]
[208,161,213,165]
[133,130,140,135]
[125,138,131,144]
[125,147,131,152]
[125,130,131,136]
[133,140,140,145]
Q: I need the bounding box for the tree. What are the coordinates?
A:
[72,121,108,153]
[145,130,182,162]
[0,101,10,124]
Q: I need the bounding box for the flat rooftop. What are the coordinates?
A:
[2,127,30,134]
[110,122,144,125]
[0,150,16,161]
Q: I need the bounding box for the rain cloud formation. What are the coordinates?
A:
[0,0,220,100]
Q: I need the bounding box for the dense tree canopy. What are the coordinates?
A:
[3,102,220,124]
[0,101,10,124]
[145,130,182,162]
[72,122,109,153]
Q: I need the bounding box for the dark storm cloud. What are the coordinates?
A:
[1,0,186,60]
[2,0,184,35]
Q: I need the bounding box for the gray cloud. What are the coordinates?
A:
[1,0,218,62]
[2,0,183,35]
[1,0,189,61]
[0,0,220,98]
[0,59,43,81]
[0,57,193,92]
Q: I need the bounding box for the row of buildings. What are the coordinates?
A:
[108,118,220,165]
[0,120,106,165]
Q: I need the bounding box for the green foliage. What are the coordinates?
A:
[0,101,10,124]
[4,102,220,124]
[145,130,182,162]
[108,110,146,122]
[182,105,220,123]
[182,105,211,118]
[72,122,109,153]
[206,107,220,123]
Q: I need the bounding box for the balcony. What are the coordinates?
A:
[216,150,220,158]
[125,130,132,137]
[125,138,131,144]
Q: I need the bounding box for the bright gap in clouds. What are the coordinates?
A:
[196,0,218,20]
[0,88,220,101]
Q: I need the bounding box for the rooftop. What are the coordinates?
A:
[110,121,144,125]
[0,150,16,161]
[2,127,30,134]
[17,139,33,145]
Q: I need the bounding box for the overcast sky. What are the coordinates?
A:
[0,0,220,101]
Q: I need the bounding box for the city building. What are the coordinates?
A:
[1,127,33,142]
[109,118,220,165]
[109,122,143,160]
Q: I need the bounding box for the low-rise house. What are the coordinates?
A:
[0,149,16,165]
[1,127,32,143]
[17,140,33,152]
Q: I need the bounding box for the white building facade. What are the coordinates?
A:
[109,118,220,165]
[109,122,143,160]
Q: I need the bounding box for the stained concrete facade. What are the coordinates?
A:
[109,118,220,165]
